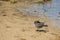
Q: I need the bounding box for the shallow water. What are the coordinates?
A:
[18,0,60,29]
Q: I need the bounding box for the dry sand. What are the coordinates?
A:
[0,0,60,40]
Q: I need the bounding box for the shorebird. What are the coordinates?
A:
[34,21,48,31]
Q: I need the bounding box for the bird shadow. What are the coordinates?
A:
[36,30,47,33]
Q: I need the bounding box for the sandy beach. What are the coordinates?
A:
[0,0,60,40]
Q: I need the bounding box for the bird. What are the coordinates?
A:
[34,20,48,31]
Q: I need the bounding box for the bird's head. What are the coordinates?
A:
[34,21,40,24]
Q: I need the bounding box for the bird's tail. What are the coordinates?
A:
[43,25,48,27]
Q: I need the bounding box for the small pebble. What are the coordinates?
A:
[3,14,6,16]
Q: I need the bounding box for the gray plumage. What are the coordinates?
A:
[34,21,47,28]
